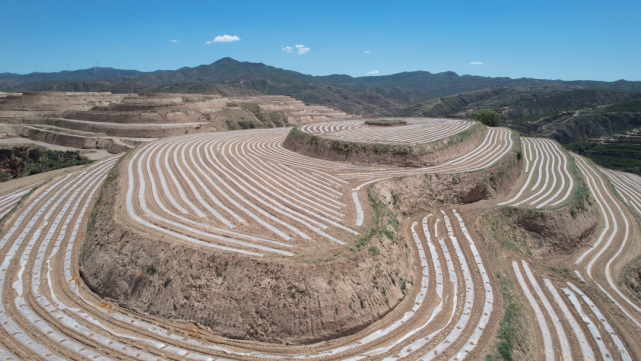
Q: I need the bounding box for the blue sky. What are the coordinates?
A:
[1,0,639,81]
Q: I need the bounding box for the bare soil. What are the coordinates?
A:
[283,121,487,167]
[372,146,522,215]
[78,161,415,345]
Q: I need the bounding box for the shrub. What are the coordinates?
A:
[470,109,500,127]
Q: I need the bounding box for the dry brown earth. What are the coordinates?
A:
[1,115,641,360]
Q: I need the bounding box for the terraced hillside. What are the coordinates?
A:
[396,88,641,177]
[0,91,351,157]
[0,117,640,360]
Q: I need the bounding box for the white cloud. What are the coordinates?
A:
[364,50,371,53]
[470,61,483,65]
[366,70,379,75]
[169,40,178,43]
[282,44,310,55]
[206,35,241,44]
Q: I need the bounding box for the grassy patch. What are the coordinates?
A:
[486,278,524,361]
[364,119,408,126]
[355,186,399,250]
[607,99,641,112]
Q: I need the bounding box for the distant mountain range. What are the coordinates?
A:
[2,57,641,116]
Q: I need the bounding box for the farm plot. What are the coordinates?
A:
[0,183,42,219]
[0,198,500,360]
[126,129,361,258]
[125,119,511,256]
[299,118,474,145]
[1,116,640,360]
[498,137,574,209]
[339,126,514,181]
[511,259,631,360]
[570,155,641,331]
[601,168,641,216]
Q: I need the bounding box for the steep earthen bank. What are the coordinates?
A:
[283,121,487,167]
[371,130,522,215]
[20,126,134,153]
[79,159,415,345]
[480,157,598,256]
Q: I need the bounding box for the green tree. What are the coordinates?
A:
[470,109,500,127]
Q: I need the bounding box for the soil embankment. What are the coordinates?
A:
[79,160,415,345]
[283,121,487,167]
[371,131,522,214]
[481,161,597,257]
[20,126,132,153]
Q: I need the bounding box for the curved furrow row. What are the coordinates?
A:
[513,258,631,360]
[298,119,472,147]
[0,157,142,360]
[521,261,572,360]
[601,168,641,216]
[343,127,514,181]
[126,130,366,257]
[1,183,499,361]
[543,279,595,361]
[299,120,363,135]
[499,138,574,208]
[512,261,555,360]
[129,138,292,257]
[328,120,472,144]
[565,282,632,360]
[0,182,43,219]
[572,155,641,332]
[374,210,492,361]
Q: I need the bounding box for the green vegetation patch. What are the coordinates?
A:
[364,119,408,127]
[623,257,641,303]
[565,138,641,175]
[486,278,525,361]
[470,109,500,127]
[0,147,91,182]
[355,186,400,250]
[607,99,641,112]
